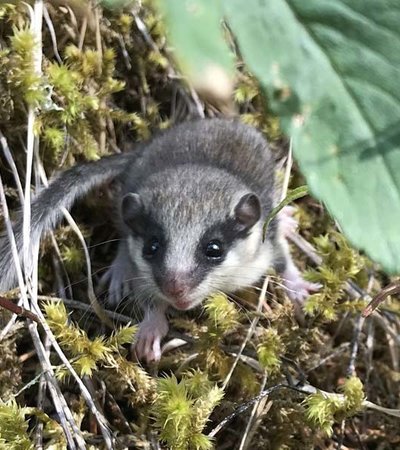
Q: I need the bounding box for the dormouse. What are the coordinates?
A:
[0,119,318,361]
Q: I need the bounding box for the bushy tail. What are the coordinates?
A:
[0,152,134,292]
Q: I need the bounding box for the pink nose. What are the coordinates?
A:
[162,272,191,299]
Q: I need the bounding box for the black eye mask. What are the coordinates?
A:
[197,193,261,264]
[123,191,262,292]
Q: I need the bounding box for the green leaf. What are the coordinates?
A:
[158,0,234,96]
[224,0,400,273]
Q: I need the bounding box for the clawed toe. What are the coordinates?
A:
[288,281,321,303]
[133,306,169,364]
[134,333,162,363]
[282,266,321,305]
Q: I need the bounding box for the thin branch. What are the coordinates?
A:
[210,380,400,438]
[0,129,24,204]
[362,279,400,317]
[28,320,84,449]
[22,0,42,280]
[34,334,50,448]
[222,276,269,390]
[1,175,84,448]
[28,295,115,448]
[43,5,62,64]
[347,316,365,377]
[0,295,40,323]
[209,384,288,437]
[38,295,134,325]
[238,372,270,450]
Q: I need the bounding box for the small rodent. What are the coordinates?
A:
[0,118,318,362]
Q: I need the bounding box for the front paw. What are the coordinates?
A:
[283,277,321,303]
[282,265,321,304]
[134,310,169,363]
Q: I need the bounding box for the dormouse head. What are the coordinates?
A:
[120,167,273,310]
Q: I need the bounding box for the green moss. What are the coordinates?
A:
[0,2,395,448]
[8,27,45,107]
[153,373,223,450]
[304,232,370,319]
[204,293,239,335]
[303,376,365,436]
[257,328,283,373]
[44,300,154,403]
[0,400,33,450]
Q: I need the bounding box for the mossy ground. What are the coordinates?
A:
[0,2,399,449]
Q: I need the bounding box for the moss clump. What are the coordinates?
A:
[304,376,365,436]
[44,300,155,404]
[153,371,223,450]
[0,400,33,450]
[257,327,283,373]
[304,232,370,320]
[0,399,67,449]
[7,27,45,107]
[0,2,397,449]
[195,293,240,380]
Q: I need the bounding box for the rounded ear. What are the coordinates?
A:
[234,193,261,229]
[121,193,144,229]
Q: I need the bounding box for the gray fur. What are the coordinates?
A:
[0,119,283,311]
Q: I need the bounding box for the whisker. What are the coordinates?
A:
[63,264,117,290]
[87,238,122,249]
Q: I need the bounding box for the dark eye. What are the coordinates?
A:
[143,237,160,258]
[205,240,223,259]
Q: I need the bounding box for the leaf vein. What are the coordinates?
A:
[286,0,378,134]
